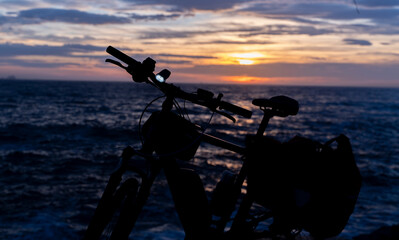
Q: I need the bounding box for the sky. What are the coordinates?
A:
[0,0,398,86]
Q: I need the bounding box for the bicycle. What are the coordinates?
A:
[83,46,361,240]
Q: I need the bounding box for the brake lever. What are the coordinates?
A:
[106,58,127,70]
[106,58,154,85]
[215,110,236,123]
[211,93,236,122]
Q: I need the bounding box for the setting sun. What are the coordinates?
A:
[237,59,254,65]
[230,52,264,65]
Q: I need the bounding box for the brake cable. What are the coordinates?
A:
[138,95,166,145]
[183,98,191,122]
[135,96,215,159]
[173,99,184,117]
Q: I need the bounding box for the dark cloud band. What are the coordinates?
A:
[0,43,104,57]
[18,8,130,24]
[343,38,372,46]
[127,0,247,10]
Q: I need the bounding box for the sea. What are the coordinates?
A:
[0,79,398,240]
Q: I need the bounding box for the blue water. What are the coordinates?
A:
[0,80,398,239]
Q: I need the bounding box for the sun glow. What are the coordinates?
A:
[231,52,264,58]
[221,76,272,83]
[237,59,254,65]
[230,52,264,65]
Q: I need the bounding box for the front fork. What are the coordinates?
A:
[83,147,134,240]
[108,146,160,240]
[84,146,159,240]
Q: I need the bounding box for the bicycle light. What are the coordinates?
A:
[155,69,171,83]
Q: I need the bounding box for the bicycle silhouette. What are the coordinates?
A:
[83,46,361,240]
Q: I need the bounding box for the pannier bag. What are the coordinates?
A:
[142,111,201,161]
[246,134,361,239]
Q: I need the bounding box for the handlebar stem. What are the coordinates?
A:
[162,95,174,112]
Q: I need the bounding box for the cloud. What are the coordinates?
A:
[130,13,181,21]
[17,8,131,25]
[137,23,334,41]
[0,58,79,68]
[201,40,274,45]
[0,15,8,23]
[126,0,247,11]
[241,2,347,18]
[174,62,399,85]
[137,30,203,39]
[241,2,399,23]
[235,1,399,37]
[357,0,399,7]
[155,59,192,65]
[343,38,372,46]
[157,53,215,59]
[325,8,399,21]
[137,27,241,39]
[136,23,266,39]
[0,0,33,7]
[0,43,104,57]
[240,25,334,37]
[36,34,97,43]
[0,15,39,25]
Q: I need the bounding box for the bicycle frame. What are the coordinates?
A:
[84,93,247,239]
[84,104,279,240]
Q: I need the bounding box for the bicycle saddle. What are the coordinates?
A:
[252,95,299,117]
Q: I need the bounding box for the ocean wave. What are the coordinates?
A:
[1,81,399,239]
[0,122,139,144]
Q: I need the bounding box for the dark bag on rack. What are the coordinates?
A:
[246,134,362,239]
[285,134,361,239]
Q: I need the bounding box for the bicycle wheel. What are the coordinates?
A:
[84,177,139,240]
[107,178,141,240]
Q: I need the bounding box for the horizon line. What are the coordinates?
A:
[2,77,398,89]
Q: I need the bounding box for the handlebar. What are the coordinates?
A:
[106,46,139,66]
[105,45,252,120]
[219,101,252,119]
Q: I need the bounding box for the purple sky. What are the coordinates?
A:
[0,0,398,86]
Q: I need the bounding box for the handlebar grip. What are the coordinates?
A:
[106,46,139,65]
[219,101,252,119]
